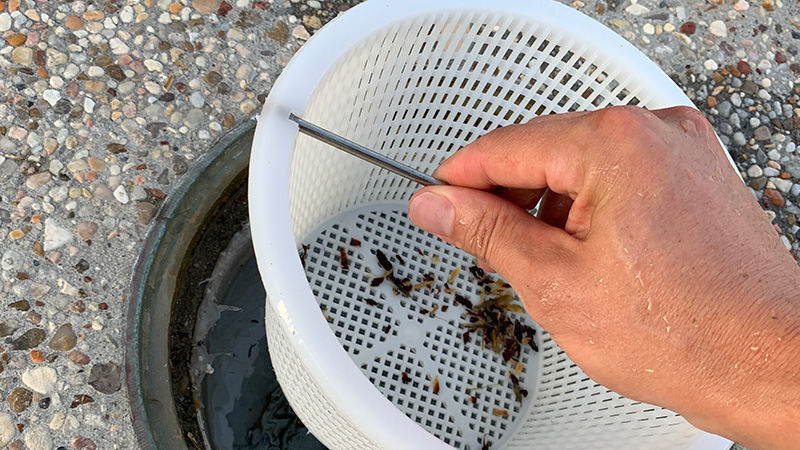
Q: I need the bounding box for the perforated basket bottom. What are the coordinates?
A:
[302,204,540,450]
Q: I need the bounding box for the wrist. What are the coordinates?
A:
[683,289,800,449]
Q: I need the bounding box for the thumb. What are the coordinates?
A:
[408,186,577,284]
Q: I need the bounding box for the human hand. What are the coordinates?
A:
[408,106,800,450]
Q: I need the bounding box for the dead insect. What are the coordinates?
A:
[470,395,478,404]
[383,324,392,333]
[349,238,362,247]
[441,305,449,312]
[419,307,430,315]
[481,437,491,450]
[395,254,405,265]
[375,249,393,271]
[389,275,413,297]
[401,371,412,384]
[364,298,379,307]
[339,247,349,271]
[462,330,472,345]
[469,265,488,284]
[432,376,440,395]
[299,244,309,269]
[510,374,528,404]
[370,277,385,287]
[415,248,425,257]
[454,294,473,309]
[525,326,538,352]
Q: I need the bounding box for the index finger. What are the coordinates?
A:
[433,106,665,198]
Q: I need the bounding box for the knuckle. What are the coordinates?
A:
[590,106,660,157]
[589,106,659,152]
[594,105,648,127]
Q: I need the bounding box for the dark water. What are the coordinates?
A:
[202,256,327,450]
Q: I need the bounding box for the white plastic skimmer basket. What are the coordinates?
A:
[249,1,734,449]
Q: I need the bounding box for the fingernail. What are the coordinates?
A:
[409,191,454,238]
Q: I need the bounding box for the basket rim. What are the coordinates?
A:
[249,0,733,448]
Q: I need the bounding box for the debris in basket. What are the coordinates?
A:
[364,298,379,307]
[446,262,538,408]
[370,277,385,287]
[412,273,436,291]
[371,249,413,297]
[383,324,392,333]
[415,248,425,257]
[349,238,362,247]
[431,256,441,263]
[339,246,349,271]
[492,408,509,418]
[458,275,537,362]
[401,371,412,384]
[509,360,525,380]
[470,394,478,405]
[462,329,472,345]
[396,254,405,265]
[432,376,440,395]
[481,437,491,450]
[319,305,332,322]
[447,267,461,284]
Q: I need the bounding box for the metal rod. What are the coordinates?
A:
[289,114,446,187]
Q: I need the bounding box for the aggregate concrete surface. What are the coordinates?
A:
[1,0,798,448]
